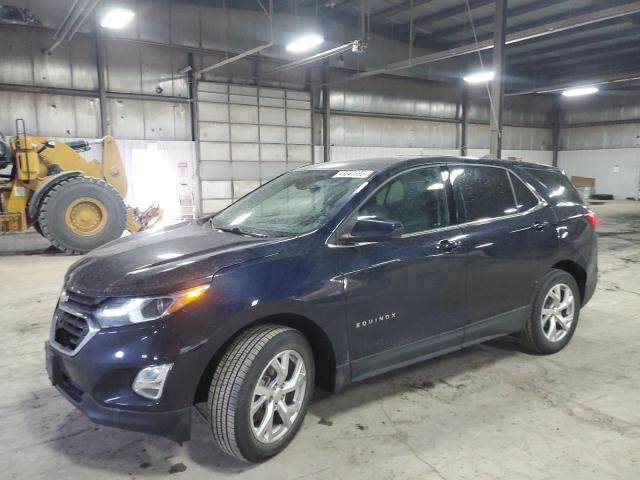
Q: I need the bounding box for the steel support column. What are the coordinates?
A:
[322,59,331,163]
[95,23,108,137]
[552,100,561,167]
[187,53,202,215]
[489,0,507,158]
[460,88,469,156]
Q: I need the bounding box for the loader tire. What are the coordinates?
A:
[37,176,126,255]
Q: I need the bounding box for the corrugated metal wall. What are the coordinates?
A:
[197,82,312,213]
[0,25,192,140]
[6,0,637,202]
[558,91,640,199]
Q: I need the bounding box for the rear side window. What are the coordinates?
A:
[524,169,583,205]
[450,166,517,222]
[509,172,539,212]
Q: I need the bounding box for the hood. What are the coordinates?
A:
[64,221,282,297]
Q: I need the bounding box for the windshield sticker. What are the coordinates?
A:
[333,170,374,178]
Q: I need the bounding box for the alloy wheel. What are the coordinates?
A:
[250,349,307,444]
[541,283,575,343]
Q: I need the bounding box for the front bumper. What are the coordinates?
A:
[46,341,192,442]
[45,305,216,442]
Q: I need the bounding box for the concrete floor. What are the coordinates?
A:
[1,201,639,480]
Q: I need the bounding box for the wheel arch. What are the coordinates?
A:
[26,170,83,220]
[193,313,338,404]
[551,260,587,304]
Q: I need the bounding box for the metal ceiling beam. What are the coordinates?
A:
[195,43,273,76]
[450,4,600,46]
[425,0,567,40]
[43,0,101,54]
[409,0,494,31]
[369,0,434,23]
[342,1,640,82]
[506,27,640,61]
[262,41,358,75]
[512,39,640,72]
[507,68,640,96]
[523,54,640,82]
[591,0,640,26]
[326,0,357,11]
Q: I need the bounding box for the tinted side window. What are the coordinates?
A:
[524,169,583,205]
[509,172,539,212]
[358,167,449,234]
[451,166,516,222]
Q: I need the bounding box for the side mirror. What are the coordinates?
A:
[340,217,404,244]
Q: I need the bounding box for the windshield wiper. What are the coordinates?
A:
[213,224,268,238]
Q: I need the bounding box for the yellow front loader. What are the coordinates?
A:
[0,119,160,254]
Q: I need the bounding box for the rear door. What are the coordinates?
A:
[448,164,557,343]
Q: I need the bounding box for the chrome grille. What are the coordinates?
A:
[53,310,89,351]
[51,290,101,355]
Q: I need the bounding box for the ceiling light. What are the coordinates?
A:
[561,86,599,97]
[100,8,135,29]
[464,71,495,84]
[286,34,324,53]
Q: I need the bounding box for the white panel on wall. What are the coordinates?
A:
[328,146,460,162]
[200,142,231,161]
[201,180,232,199]
[233,180,261,198]
[467,149,554,166]
[558,149,640,200]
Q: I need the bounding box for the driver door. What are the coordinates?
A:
[336,165,467,381]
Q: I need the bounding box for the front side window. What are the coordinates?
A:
[450,166,517,222]
[524,168,583,205]
[357,166,449,234]
[212,170,370,236]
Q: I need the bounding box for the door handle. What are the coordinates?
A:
[437,239,461,252]
[532,221,549,232]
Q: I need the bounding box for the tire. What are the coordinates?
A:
[37,176,126,255]
[208,325,315,463]
[521,269,581,354]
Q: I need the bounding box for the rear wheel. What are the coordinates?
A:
[208,325,314,462]
[37,176,126,254]
[521,269,581,354]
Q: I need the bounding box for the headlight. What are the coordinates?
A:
[95,284,210,328]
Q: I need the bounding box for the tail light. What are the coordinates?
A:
[585,210,598,230]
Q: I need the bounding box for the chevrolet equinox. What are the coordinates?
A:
[46,156,598,462]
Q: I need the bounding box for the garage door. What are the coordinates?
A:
[197,82,312,214]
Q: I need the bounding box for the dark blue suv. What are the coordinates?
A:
[46,156,598,462]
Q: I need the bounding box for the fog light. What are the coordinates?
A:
[132,364,173,400]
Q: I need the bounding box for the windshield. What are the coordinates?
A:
[211,170,371,236]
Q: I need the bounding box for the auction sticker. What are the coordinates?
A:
[333,170,374,178]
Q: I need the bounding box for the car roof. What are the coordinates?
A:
[298,156,560,176]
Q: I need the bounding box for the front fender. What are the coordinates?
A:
[27,170,83,220]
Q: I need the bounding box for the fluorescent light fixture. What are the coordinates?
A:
[464,71,495,84]
[100,8,135,29]
[286,34,324,53]
[561,86,599,97]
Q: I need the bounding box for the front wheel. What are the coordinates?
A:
[208,325,314,462]
[521,269,581,354]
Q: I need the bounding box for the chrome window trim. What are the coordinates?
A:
[326,162,548,247]
[49,301,99,357]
